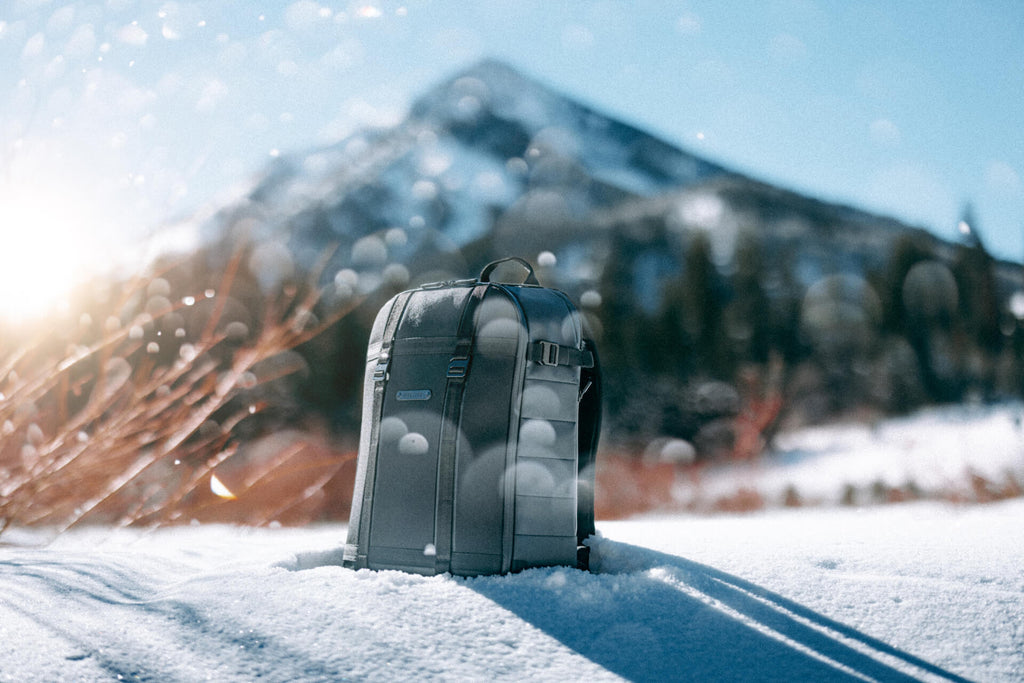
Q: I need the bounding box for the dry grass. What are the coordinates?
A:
[0,250,356,537]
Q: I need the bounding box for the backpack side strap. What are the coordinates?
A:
[344,290,413,569]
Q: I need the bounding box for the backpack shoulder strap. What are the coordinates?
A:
[576,338,601,565]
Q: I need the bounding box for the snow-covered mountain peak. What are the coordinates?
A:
[188,58,1023,311]
[194,58,736,276]
[410,58,728,195]
[412,58,581,138]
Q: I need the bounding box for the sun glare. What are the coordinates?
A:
[0,181,95,326]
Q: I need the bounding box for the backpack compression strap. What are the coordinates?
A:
[526,341,594,368]
[433,283,489,574]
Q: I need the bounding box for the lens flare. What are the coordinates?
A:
[210,473,237,500]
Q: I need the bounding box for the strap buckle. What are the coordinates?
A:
[538,341,560,366]
[447,357,470,378]
[373,356,389,382]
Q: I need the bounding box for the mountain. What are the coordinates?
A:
[179,58,1024,444]
[196,58,1021,297]
[197,59,735,285]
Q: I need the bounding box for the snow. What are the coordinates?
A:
[2,407,1024,681]
[0,507,1019,680]
[693,403,1024,508]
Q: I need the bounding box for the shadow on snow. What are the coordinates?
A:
[465,538,973,683]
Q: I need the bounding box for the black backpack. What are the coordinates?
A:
[343,257,601,576]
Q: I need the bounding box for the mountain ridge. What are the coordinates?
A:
[193,57,1022,289]
[197,58,742,276]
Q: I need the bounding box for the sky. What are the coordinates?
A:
[1,0,1023,321]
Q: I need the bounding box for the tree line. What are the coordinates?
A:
[594,206,1024,457]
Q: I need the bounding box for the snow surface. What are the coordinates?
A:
[3,406,1024,681]
[691,402,1024,508]
[1,500,1021,681]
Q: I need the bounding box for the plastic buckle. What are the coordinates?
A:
[373,358,389,382]
[447,358,469,378]
[539,341,560,366]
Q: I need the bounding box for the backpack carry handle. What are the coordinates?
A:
[479,257,540,285]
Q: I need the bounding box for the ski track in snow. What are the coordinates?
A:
[2,499,1022,682]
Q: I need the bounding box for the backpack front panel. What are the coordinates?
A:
[506,285,583,572]
[365,347,450,572]
[362,287,474,573]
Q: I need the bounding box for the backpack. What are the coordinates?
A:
[343,257,601,576]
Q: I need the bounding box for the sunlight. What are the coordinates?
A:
[0,179,97,325]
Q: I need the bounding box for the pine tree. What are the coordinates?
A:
[953,204,1002,354]
[660,231,729,378]
[880,234,935,336]
[951,204,1003,400]
[727,234,771,364]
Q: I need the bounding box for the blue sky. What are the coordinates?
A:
[1,0,1023,317]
